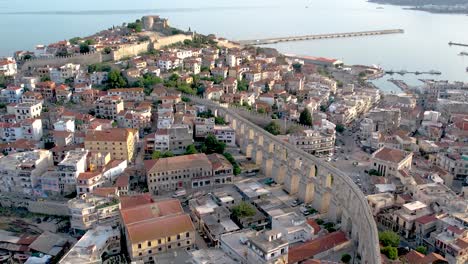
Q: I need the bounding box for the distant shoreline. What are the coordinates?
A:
[368,0,468,15]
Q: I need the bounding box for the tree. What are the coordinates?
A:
[201,134,226,154]
[103,47,112,54]
[0,103,6,109]
[215,116,226,125]
[185,145,198,155]
[232,201,256,218]
[336,124,345,133]
[265,121,281,135]
[127,21,143,32]
[237,79,249,92]
[320,105,328,112]
[162,151,174,158]
[292,63,302,72]
[40,76,51,82]
[151,151,161,160]
[381,246,398,260]
[23,54,32,60]
[69,37,81,45]
[379,231,400,247]
[107,70,127,88]
[416,246,427,255]
[223,152,241,176]
[341,253,352,263]
[257,108,266,114]
[299,108,313,126]
[79,43,90,53]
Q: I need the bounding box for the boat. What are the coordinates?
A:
[459,51,468,56]
[466,67,468,72]
[415,71,422,75]
[376,7,384,9]
[428,70,441,75]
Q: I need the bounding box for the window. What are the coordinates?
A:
[168,245,171,249]
[186,232,190,238]
[138,244,141,249]
[148,241,151,247]
[158,239,161,244]
[177,234,180,240]
[167,237,171,242]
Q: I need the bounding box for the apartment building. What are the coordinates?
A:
[0,150,53,195]
[108,88,145,102]
[437,152,468,177]
[213,125,236,147]
[288,129,335,156]
[85,128,137,162]
[144,124,194,155]
[194,117,215,138]
[68,193,120,232]
[57,149,88,194]
[94,95,124,120]
[12,102,43,120]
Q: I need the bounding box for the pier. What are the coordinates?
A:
[238,29,404,46]
[449,42,468,47]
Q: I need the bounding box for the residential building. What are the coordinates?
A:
[213,125,236,147]
[121,198,195,263]
[94,95,124,120]
[57,149,88,194]
[270,210,315,244]
[220,229,289,264]
[144,124,194,155]
[437,152,468,177]
[0,150,53,195]
[84,128,137,162]
[13,102,43,120]
[288,129,335,156]
[1,86,24,103]
[108,88,145,102]
[394,201,433,239]
[194,117,215,138]
[288,231,350,263]
[0,57,17,76]
[68,193,120,232]
[59,225,121,264]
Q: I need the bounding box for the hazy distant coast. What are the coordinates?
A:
[369,0,468,14]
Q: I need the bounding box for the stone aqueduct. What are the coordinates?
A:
[188,96,381,263]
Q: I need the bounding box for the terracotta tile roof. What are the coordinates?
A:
[77,171,101,180]
[146,153,211,173]
[403,250,425,264]
[373,147,410,164]
[92,187,118,197]
[85,128,135,142]
[306,219,321,235]
[126,213,194,244]
[119,193,154,209]
[415,214,437,225]
[115,175,130,188]
[207,153,232,171]
[121,199,183,225]
[288,231,348,263]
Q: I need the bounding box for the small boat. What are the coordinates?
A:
[466,67,468,72]
[415,71,421,75]
[428,70,441,75]
[459,51,468,56]
[376,7,384,9]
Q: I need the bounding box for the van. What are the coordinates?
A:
[172,189,186,198]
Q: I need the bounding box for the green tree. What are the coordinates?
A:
[79,43,90,53]
[320,105,328,112]
[381,246,398,260]
[265,121,281,135]
[232,201,256,218]
[201,134,226,154]
[185,145,198,155]
[127,21,143,32]
[336,124,345,133]
[292,63,302,72]
[379,231,400,247]
[215,116,226,125]
[103,47,112,54]
[237,79,249,92]
[416,246,427,255]
[341,253,352,263]
[162,151,174,158]
[299,108,313,126]
[151,151,161,160]
[107,70,127,88]
[0,103,6,109]
[69,37,81,45]
[23,54,32,60]
[40,76,51,82]
[257,108,266,114]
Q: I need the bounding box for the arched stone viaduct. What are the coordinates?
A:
[188,96,381,263]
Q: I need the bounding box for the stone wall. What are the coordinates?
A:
[0,196,69,216]
[153,34,193,49]
[111,41,152,61]
[21,52,103,71]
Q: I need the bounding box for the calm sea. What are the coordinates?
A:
[1,0,467,91]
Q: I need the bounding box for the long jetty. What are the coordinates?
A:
[238,29,404,45]
[449,42,468,47]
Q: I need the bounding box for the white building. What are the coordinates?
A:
[270,210,315,244]
[214,125,236,147]
[13,102,43,121]
[1,86,24,103]
[59,225,121,264]
[0,150,53,195]
[57,149,88,193]
[54,119,75,133]
[0,57,17,76]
